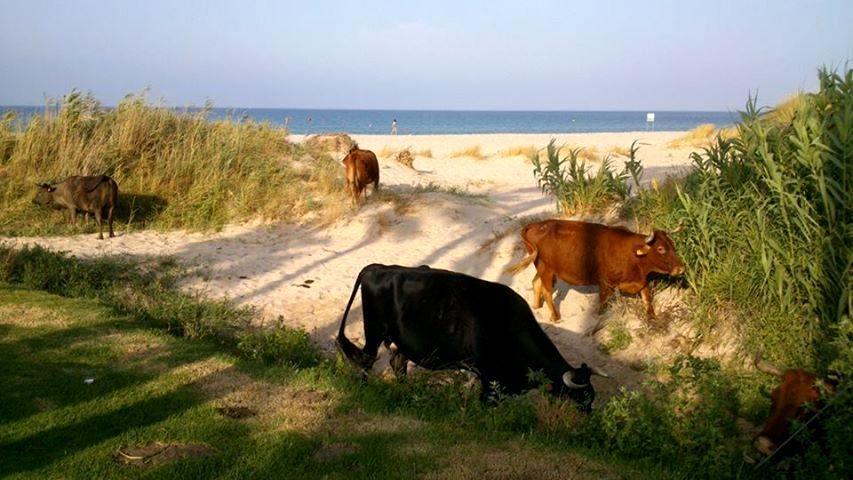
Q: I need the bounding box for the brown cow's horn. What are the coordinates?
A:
[562,371,588,389]
[590,366,611,378]
[753,351,784,377]
[645,231,655,244]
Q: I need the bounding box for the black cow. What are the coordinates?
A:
[336,264,608,411]
[34,175,119,239]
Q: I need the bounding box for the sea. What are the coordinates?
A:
[0,106,736,135]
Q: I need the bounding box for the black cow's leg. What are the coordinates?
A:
[348,302,385,372]
[479,376,499,403]
[107,205,115,238]
[389,348,408,379]
[94,208,104,240]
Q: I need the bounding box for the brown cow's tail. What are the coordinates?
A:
[337,267,372,367]
[504,226,538,275]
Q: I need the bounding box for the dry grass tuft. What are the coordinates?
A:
[608,145,632,157]
[499,145,538,158]
[304,133,357,153]
[666,123,717,149]
[394,149,415,169]
[449,145,486,160]
[559,145,599,161]
[378,145,398,158]
[414,148,433,158]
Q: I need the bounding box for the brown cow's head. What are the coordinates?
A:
[753,367,825,456]
[33,183,57,206]
[634,229,685,276]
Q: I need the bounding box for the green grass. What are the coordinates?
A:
[4,243,847,479]
[0,248,671,479]
[0,91,348,235]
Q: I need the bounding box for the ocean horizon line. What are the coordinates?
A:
[1,105,737,135]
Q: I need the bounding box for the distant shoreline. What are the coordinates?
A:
[1,105,734,136]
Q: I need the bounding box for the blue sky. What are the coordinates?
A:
[1,0,850,110]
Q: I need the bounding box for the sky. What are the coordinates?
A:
[1,0,851,110]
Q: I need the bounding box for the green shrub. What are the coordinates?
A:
[575,356,742,477]
[532,139,644,215]
[629,68,851,371]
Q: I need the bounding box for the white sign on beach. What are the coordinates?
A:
[646,112,655,123]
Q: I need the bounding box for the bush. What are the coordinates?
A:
[630,68,851,370]
[532,140,644,215]
[575,356,742,477]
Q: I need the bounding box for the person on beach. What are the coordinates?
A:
[391,119,397,135]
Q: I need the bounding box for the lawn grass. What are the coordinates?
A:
[0,250,664,479]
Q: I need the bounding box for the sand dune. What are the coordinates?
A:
[4,131,700,400]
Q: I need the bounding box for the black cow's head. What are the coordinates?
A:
[33,183,56,206]
[559,363,608,413]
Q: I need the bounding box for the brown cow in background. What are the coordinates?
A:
[506,219,685,323]
[342,146,379,204]
[752,353,833,457]
[34,175,119,239]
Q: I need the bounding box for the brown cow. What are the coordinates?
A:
[753,353,831,457]
[341,146,379,204]
[34,175,119,239]
[505,220,685,323]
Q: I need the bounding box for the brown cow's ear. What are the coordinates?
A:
[635,244,650,257]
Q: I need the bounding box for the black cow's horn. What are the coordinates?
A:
[645,231,655,244]
[590,366,610,378]
[562,371,588,389]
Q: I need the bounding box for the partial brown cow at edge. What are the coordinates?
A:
[752,352,835,458]
[341,146,379,205]
[34,175,119,239]
[505,219,685,324]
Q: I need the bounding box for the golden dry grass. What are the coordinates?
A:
[414,148,433,158]
[608,145,632,157]
[666,123,717,149]
[0,91,351,234]
[499,145,538,158]
[449,145,486,160]
[377,145,398,158]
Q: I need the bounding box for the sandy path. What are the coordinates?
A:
[4,131,696,400]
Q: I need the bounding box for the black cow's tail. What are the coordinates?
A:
[86,175,111,192]
[337,267,371,367]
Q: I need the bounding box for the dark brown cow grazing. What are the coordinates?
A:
[341,147,379,204]
[506,219,685,322]
[753,354,831,457]
[34,175,119,239]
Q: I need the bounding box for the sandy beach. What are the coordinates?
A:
[4,131,701,400]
